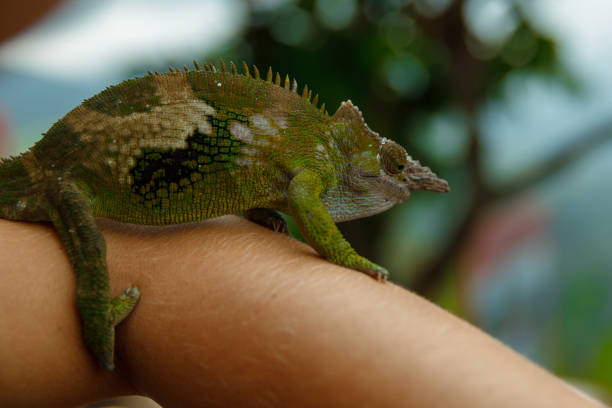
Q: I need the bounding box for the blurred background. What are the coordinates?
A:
[1,0,611,406]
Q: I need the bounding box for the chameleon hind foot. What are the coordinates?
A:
[94,287,140,370]
[110,287,140,326]
[243,208,289,234]
[90,287,140,371]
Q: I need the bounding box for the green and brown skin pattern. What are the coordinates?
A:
[0,61,449,370]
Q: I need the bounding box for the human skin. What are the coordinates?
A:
[0,217,601,408]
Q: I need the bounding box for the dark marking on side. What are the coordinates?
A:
[129,113,249,207]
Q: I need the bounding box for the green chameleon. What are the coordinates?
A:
[0,61,448,370]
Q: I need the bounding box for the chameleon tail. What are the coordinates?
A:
[47,180,140,370]
[0,155,47,221]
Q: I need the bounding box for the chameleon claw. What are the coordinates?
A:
[102,360,115,371]
[124,287,140,297]
[243,208,289,235]
[336,252,389,282]
[361,262,388,282]
[271,219,289,234]
[375,267,389,282]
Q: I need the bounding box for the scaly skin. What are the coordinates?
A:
[0,61,449,370]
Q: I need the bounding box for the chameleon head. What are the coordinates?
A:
[379,139,450,194]
[321,100,449,222]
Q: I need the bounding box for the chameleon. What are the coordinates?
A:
[0,60,449,370]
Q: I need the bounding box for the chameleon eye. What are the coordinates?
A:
[380,140,408,175]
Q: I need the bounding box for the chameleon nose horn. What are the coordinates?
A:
[405,158,450,193]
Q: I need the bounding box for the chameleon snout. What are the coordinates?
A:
[404,164,450,193]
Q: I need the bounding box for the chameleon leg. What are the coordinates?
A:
[288,170,388,281]
[243,208,289,234]
[47,181,139,370]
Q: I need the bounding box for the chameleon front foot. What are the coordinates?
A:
[87,287,140,371]
[339,254,389,281]
[110,287,140,326]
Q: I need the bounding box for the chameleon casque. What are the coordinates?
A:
[0,60,449,370]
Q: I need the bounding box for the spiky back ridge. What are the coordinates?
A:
[149,60,329,116]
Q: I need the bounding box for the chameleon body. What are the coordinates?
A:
[0,61,448,370]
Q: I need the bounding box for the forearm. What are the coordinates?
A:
[0,217,598,407]
[0,219,129,407]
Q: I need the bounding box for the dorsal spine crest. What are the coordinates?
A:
[162,60,327,114]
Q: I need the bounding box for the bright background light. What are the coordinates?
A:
[0,0,246,82]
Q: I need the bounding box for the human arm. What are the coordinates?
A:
[0,217,601,407]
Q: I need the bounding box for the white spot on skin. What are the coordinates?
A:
[194,101,215,116]
[276,116,288,129]
[198,119,212,135]
[235,156,253,167]
[241,147,258,156]
[250,114,277,136]
[230,122,254,143]
[264,111,288,129]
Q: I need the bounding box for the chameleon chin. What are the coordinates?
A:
[0,60,448,370]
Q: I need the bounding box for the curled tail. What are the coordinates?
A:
[0,154,49,221]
